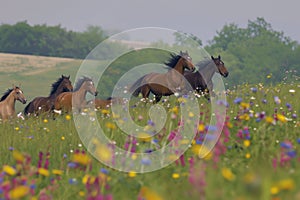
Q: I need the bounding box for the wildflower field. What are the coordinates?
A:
[1,80,300,200]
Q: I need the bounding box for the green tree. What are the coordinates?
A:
[206,17,300,86]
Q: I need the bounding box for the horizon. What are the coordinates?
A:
[1,0,299,45]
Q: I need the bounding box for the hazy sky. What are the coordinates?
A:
[1,0,299,44]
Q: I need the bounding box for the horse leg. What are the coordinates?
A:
[154,95,162,103]
[141,85,151,102]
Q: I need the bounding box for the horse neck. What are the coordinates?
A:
[5,93,16,111]
[50,84,66,98]
[199,62,216,82]
[75,85,88,101]
[172,59,185,75]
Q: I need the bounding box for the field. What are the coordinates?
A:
[0,53,300,200]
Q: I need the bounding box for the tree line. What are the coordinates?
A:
[0,21,107,59]
[0,18,299,86]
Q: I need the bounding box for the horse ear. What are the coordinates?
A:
[67,75,70,79]
[218,55,221,59]
[211,56,214,60]
[179,50,183,55]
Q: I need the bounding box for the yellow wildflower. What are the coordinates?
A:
[72,153,91,166]
[278,178,295,190]
[240,102,250,109]
[198,124,205,132]
[101,109,110,115]
[270,186,279,195]
[172,173,180,179]
[52,169,63,175]
[243,140,251,147]
[245,153,251,159]
[9,186,30,199]
[65,115,71,120]
[105,122,116,130]
[79,191,85,197]
[139,186,163,200]
[170,106,179,114]
[221,167,235,181]
[276,114,287,123]
[177,97,187,103]
[192,144,212,160]
[38,168,50,177]
[131,154,137,160]
[13,151,24,163]
[3,165,17,176]
[265,116,274,124]
[138,132,152,142]
[95,144,112,163]
[82,174,95,184]
[188,112,194,118]
[128,171,136,178]
[43,119,48,123]
[239,114,250,121]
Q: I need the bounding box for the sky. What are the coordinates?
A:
[1,0,299,45]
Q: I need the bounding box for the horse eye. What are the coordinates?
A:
[16,92,20,94]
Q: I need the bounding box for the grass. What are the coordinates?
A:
[0,81,300,199]
[0,53,300,199]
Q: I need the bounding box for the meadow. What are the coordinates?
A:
[0,53,300,200]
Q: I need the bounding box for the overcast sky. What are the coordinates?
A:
[1,0,299,45]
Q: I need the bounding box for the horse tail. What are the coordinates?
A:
[129,75,147,97]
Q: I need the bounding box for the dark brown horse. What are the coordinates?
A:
[129,51,195,103]
[0,86,27,120]
[24,75,73,115]
[184,55,228,97]
[54,76,98,113]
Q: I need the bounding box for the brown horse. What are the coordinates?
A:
[184,55,229,98]
[54,77,98,113]
[24,75,73,116]
[88,97,124,110]
[129,51,195,103]
[0,86,27,120]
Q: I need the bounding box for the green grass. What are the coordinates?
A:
[0,81,300,199]
[0,54,300,199]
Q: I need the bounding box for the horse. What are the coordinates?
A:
[184,55,228,98]
[87,97,125,110]
[129,51,195,103]
[24,75,73,116]
[0,86,27,120]
[54,76,98,113]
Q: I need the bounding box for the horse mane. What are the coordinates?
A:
[74,76,93,91]
[196,57,213,70]
[164,53,182,69]
[0,87,19,102]
[50,75,69,95]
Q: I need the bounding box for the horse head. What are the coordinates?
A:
[61,75,73,92]
[211,55,229,77]
[13,86,27,104]
[180,50,195,72]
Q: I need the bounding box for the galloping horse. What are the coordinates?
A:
[88,97,124,110]
[0,86,27,120]
[54,76,98,113]
[24,75,73,115]
[184,55,229,97]
[129,51,195,103]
